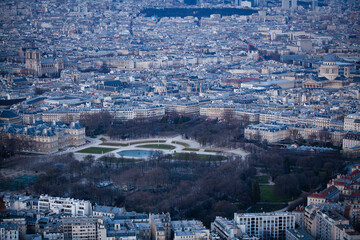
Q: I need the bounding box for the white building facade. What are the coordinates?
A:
[38,195,92,216]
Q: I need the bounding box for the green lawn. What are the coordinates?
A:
[204,149,222,153]
[256,175,270,184]
[100,142,129,147]
[182,148,199,151]
[136,144,175,150]
[260,185,292,202]
[129,140,166,145]
[77,147,117,154]
[173,153,227,161]
[171,141,190,147]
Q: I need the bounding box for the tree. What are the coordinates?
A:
[308,133,317,144]
[283,156,290,174]
[0,133,17,158]
[289,129,299,141]
[222,108,234,123]
[274,174,300,199]
[241,115,251,128]
[250,180,260,203]
[80,111,112,136]
[319,128,331,146]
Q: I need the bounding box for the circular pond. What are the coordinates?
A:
[117,150,159,158]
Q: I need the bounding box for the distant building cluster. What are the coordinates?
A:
[0,0,359,155]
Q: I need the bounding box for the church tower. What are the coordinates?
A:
[25,49,41,76]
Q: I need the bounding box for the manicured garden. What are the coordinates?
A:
[256,175,270,184]
[129,140,166,145]
[100,142,128,147]
[260,185,292,202]
[171,141,190,147]
[182,148,199,151]
[136,144,176,150]
[77,147,117,154]
[204,149,222,153]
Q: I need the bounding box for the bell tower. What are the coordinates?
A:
[25,49,41,76]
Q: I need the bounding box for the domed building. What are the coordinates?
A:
[302,54,351,89]
[318,54,339,81]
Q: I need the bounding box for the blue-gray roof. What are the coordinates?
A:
[323,54,337,62]
[0,110,19,119]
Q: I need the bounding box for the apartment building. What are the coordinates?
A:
[327,169,360,196]
[200,105,235,120]
[149,213,171,240]
[245,122,289,143]
[171,220,210,240]
[285,228,314,240]
[0,223,19,240]
[334,224,360,240]
[112,106,165,121]
[92,205,126,219]
[105,219,137,240]
[293,206,305,229]
[164,103,200,116]
[233,110,260,124]
[315,210,349,240]
[343,132,360,153]
[38,195,92,216]
[211,217,241,240]
[344,113,360,132]
[234,212,295,240]
[307,186,340,205]
[61,216,106,240]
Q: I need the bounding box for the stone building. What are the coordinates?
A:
[149,213,171,240]
[0,121,85,154]
[245,122,289,143]
[303,54,350,89]
[25,48,64,77]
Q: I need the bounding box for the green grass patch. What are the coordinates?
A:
[204,149,222,153]
[256,175,270,184]
[99,137,107,142]
[77,147,117,154]
[183,148,199,152]
[129,140,166,145]
[260,185,292,202]
[173,153,227,161]
[100,142,129,147]
[136,144,175,150]
[171,141,190,147]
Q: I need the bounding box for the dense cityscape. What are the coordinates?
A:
[0,0,359,239]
